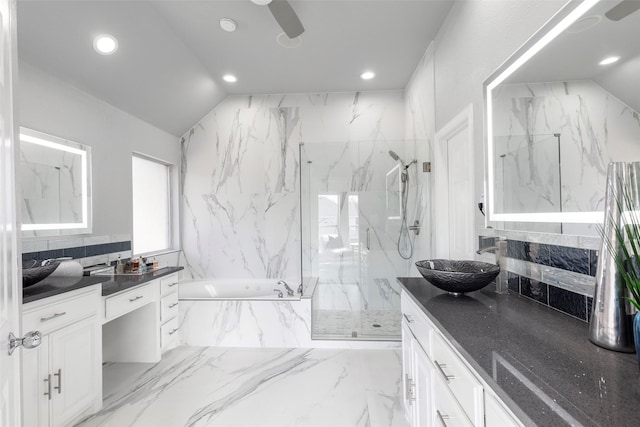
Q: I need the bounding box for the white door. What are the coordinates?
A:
[0,1,21,426]
[50,318,98,427]
[434,105,474,260]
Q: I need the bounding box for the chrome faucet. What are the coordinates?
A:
[278,280,294,297]
[273,289,284,298]
[476,245,499,255]
[476,238,508,294]
[297,283,303,295]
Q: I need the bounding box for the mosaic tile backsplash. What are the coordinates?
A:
[482,236,598,322]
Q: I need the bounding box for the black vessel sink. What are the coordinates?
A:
[415,259,500,295]
[22,260,61,288]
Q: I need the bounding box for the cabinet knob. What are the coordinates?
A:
[8,331,42,355]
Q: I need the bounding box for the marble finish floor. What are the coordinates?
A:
[76,346,408,427]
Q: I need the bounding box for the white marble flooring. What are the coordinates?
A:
[76,346,408,427]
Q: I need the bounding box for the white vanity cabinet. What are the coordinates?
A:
[22,285,102,427]
[159,273,179,353]
[401,291,522,427]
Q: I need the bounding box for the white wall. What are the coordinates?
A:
[18,61,180,241]
[429,0,566,239]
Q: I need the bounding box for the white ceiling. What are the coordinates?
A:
[17,0,454,137]
[505,0,640,112]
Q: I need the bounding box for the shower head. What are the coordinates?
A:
[388,150,401,162]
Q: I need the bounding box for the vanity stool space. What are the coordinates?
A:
[401,291,520,427]
[102,271,181,363]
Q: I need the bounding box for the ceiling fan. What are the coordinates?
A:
[605,0,640,21]
[251,0,305,39]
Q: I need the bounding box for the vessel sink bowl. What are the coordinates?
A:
[415,259,500,295]
[22,260,61,288]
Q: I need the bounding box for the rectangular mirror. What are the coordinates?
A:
[20,127,92,236]
[484,0,640,235]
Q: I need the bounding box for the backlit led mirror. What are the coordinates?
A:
[484,0,640,235]
[20,128,92,236]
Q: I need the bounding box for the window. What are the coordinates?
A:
[132,154,172,255]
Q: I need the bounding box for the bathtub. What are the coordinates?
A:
[179,278,300,301]
[178,278,312,347]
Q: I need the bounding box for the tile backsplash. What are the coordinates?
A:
[22,234,132,267]
[481,235,598,322]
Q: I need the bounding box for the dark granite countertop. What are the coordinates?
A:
[23,266,183,303]
[399,277,640,427]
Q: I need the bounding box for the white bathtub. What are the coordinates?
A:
[178,278,311,348]
[179,278,301,301]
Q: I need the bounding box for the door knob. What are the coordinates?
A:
[8,331,42,355]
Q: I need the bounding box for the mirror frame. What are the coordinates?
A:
[483,0,605,226]
[19,127,92,235]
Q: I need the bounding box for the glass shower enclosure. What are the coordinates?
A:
[300,139,420,340]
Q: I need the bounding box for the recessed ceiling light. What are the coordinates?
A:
[360,71,375,80]
[220,18,237,32]
[251,0,272,4]
[93,34,118,55]
[599,56,620,66]
[223,74,238,83]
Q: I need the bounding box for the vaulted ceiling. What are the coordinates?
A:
[17,0,454,137]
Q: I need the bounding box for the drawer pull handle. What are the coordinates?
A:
[168,328,179,336]
[168,303,179,309]
[436,410,450,427]
[405,374,415,402]
[168,282,178,288]
[54,368,62,394]
[403,314,415,323]
[129,296,144,302]
[434,360,455,382]
[44,374,52,400]
[41,312,66,322]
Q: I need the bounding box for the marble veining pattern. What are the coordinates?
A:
[492,80,640,236]
[75,347,408,427]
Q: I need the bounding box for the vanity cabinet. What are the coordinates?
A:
[22,285,102,427]
[159,273,179,353]
[401,291,521,427]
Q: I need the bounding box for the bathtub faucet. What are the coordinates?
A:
[273,289,284,298]
[278,280,294,297]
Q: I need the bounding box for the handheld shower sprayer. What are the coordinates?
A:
[388,150,417,260]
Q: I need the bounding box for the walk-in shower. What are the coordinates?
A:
[300,140,425,341]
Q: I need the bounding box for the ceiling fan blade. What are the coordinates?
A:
[605,0,640,21]
[267,0,304,38]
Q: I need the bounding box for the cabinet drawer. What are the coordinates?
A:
[431,332,483,425]
[432,374,474,427]
[401,292,433,354]
[160,292,179,322]
[104,284,155,322]
[23,287,99,335]
[161,317,179,349]
[485,392,522,427]
[160,274,179,296]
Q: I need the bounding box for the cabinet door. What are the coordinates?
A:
[22,336,50,427]
[412,344,432,427]
[402,320,415,422]
[485,392,521,427]
[49,316,100,427]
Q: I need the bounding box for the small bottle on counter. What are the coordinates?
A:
[132,257,139,272]
[115,256,124,274]
[153,257,158,270]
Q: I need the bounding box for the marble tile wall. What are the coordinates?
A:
[180,91,411,285]
[403,44,436,275]
[492,80,640,236]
